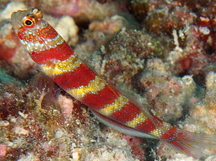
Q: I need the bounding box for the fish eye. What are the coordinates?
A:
[24,19,33,26]
[22,15,36,28]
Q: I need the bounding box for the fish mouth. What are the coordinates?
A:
[11,9,28,32]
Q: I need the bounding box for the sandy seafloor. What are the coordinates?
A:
[0,0,216,161]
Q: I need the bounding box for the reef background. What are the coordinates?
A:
[0,0,216,161]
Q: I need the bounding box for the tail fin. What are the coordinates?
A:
[162,126,216,158]
[92,108,216,158]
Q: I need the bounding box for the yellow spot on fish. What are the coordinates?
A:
[150,122,171,137]
[41,55,82,76]
[67,76,106,99]
[126,112,148,128]
[99,95,129,116]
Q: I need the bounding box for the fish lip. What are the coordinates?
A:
[11,9,25,32]
[11,9,34,32]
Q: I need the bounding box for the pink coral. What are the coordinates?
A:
[122,135,146,161]
[139,59,196,122]
[28,0,128,23]
[0,144,7,157]
[57,94,74,117]
[0,21,19,60]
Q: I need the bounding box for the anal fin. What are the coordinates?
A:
[91,109,157,139]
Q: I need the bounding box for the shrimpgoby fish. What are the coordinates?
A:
[11,8,216,159]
